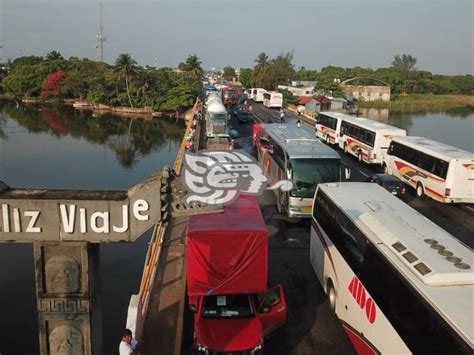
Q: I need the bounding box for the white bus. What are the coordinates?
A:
[383,136,474,203]
[315,111,345,145]
[311,182,473,354]
[252,88,267,103]
[257,124,349,218]
[335,113,406,164]
[263,91,283,109]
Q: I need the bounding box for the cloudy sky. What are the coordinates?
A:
[1,0,472,74]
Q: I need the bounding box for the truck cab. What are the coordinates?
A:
[192,285,287,354]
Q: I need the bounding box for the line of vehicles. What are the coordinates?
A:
[244,88,283,109]
[195,85,473,353]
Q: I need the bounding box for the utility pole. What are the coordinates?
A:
[96,1,107,62]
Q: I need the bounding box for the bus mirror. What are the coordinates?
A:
[345,168,351,180]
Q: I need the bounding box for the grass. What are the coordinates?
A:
[358,94,474,111]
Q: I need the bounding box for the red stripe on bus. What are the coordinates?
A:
[342,324,379,355]
[425,186,444,201]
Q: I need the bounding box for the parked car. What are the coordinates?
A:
[237,110,252,123]
[365,174,406,197]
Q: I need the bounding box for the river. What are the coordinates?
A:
[0,100,185,355]
[0,102,473,354]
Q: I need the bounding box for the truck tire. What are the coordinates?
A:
[382,163,388,174]
[358,151,363,163]
[343,143,348,154]
[326,135,331,145]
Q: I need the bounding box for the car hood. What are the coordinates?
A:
[195,316,262,351]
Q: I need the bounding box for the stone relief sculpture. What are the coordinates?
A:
[45,255,80,294]
[49,325,84,355]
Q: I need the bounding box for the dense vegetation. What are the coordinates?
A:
[0,51,203,112]
[235,52,474,97]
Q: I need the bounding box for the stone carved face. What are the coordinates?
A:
[45,256,80,294]
[49,325,84,355]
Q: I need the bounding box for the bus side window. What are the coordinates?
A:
[387,143,394,155]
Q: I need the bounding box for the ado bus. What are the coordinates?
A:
[263,91,283,109]
[383,136,474,203]
[257,124,349,218]
[311,182,473,354]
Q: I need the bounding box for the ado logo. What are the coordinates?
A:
[348,276,376,324]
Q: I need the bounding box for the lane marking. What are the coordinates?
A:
[359,170,369,177]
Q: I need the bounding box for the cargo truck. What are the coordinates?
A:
[186,196,287,354]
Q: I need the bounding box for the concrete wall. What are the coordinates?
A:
[342,84,391,102]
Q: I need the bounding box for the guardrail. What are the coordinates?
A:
[286,103,318,125]
[173,99,201,175]
[125,166,171,341]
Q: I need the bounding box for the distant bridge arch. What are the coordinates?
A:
[341,77,390,87]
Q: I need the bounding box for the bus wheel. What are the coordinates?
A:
[326,135,331,145]
[327,280,336,312]
[358,151,363,163]
[416,183,425,199]
[382,163,388,174]
[343,143,348,154]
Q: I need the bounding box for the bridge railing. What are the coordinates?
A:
[125,98,199,342]
[286,103,318,124]
[173,99,200,175]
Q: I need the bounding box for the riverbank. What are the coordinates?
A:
[358,94,474,111]
[0,95,191,120]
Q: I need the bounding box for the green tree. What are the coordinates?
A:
[254,52,269,75]
[115,53,138,108]
[223,66,236,81]
[9,55,44,70]
[46,50,64,61]
[392,54,417,78]
[179,55,203,77]
[238,68,253,88]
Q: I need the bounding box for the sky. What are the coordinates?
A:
[0,0,473,75]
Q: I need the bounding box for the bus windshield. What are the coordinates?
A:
[290,158,341,198]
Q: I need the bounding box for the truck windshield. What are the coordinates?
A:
[289,158,341,198]
[210,113,226,121]
[202,294,254,319]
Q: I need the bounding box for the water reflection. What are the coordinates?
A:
[0,100,184,169]
[359,106,474,152]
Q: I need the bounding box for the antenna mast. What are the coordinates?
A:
[96,1,107,62]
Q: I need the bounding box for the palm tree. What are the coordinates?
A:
[136,70,155,106]
[115,53,138,108]
[254,52,269,74]
[46,50,64,61]
[181,55,203,77]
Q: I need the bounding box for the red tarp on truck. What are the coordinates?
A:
[186,195,268,296]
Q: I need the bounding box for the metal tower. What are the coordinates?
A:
[96,1,107,62]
